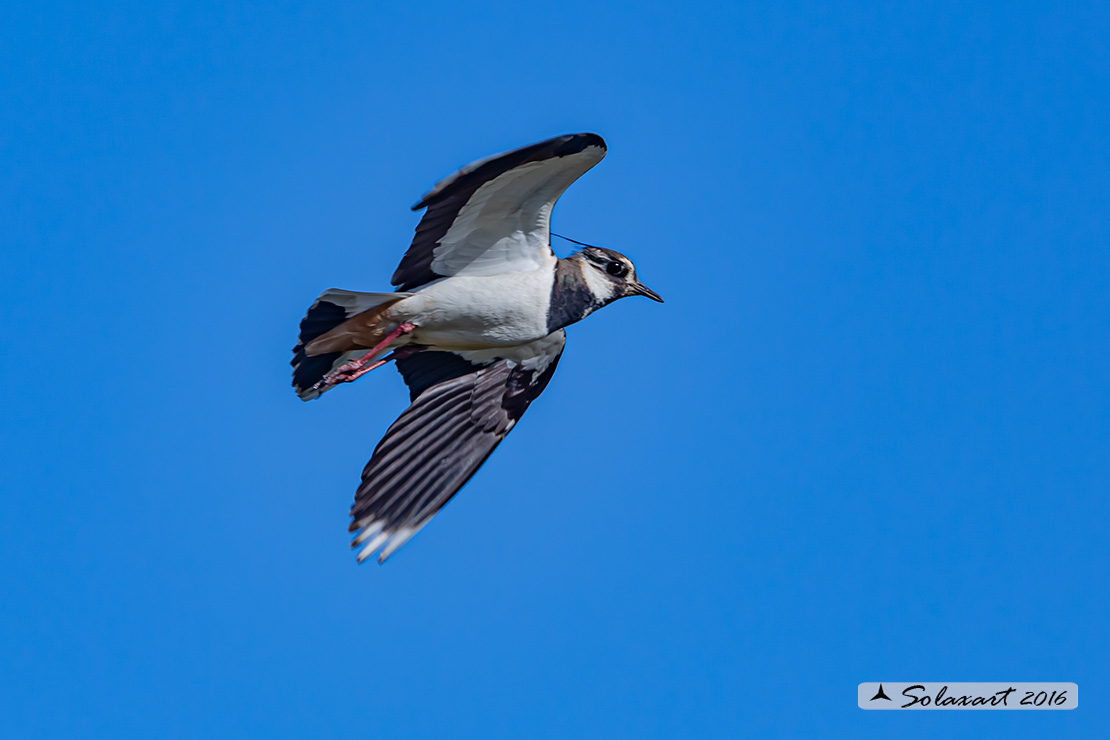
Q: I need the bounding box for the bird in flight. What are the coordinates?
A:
[291,133,662,563]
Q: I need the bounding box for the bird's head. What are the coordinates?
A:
[575,246,664,305]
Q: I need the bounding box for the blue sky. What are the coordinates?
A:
[2,1,1107,738]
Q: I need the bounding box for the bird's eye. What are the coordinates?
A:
[605,261,628,277]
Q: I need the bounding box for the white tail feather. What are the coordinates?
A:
[316,289,412,316]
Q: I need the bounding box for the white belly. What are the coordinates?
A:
[390,269,554,350]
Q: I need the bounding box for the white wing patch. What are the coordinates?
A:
[429,146,605,278]
[315,288,413,315]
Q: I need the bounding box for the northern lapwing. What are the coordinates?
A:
[291,133,662,563]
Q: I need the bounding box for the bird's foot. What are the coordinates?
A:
[315,321,416,391]
[323,356,389,386]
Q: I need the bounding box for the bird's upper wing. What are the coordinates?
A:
[349,331,566,562]
[391,133,607,291]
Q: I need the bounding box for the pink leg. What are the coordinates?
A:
[325,356,389,385]
[316,321,416,390]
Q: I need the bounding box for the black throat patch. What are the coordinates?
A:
[546,258,603,333]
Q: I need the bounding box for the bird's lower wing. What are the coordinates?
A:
[349,333,565,563]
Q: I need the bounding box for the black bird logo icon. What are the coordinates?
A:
[870,684,892,701]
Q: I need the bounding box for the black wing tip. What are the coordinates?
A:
[547,132,607,161]
[563,131,606,151]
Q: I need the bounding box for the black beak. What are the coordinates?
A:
[631,281,664,303]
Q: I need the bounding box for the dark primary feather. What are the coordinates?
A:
[349,346,563,561]
[391,133,606,292]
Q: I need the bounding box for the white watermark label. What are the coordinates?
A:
[858,682,1077,710]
